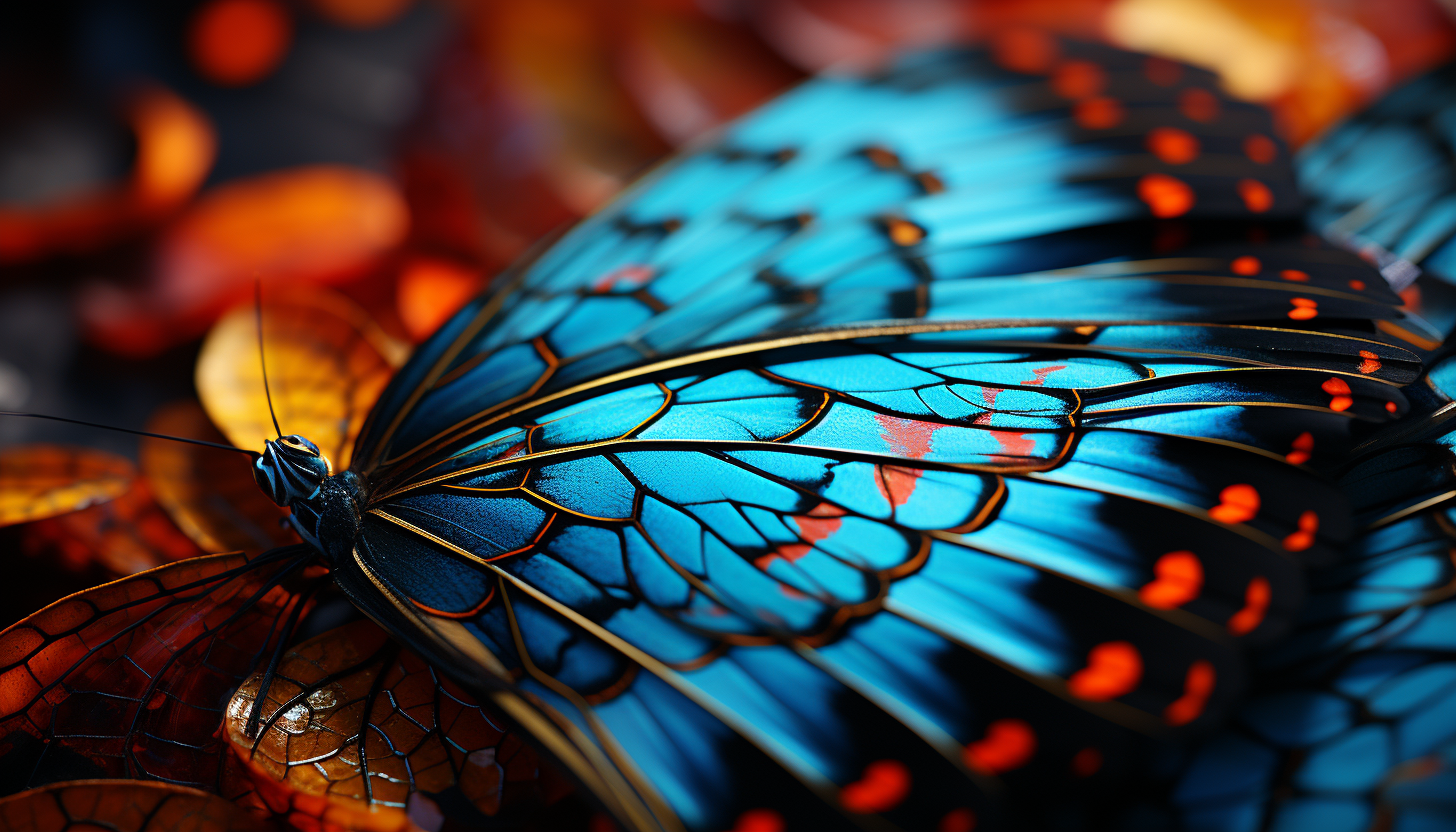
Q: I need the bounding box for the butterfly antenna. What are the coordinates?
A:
[256,280,283,438]
[0,411,259,458]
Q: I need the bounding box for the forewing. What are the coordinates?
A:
[355,37,1320,475]
[0,546,318,800]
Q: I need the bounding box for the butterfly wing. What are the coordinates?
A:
[354,38,1310,481]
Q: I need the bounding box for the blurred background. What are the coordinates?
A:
[3,0,1456,615]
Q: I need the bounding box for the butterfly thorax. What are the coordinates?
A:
[253,435,364,562]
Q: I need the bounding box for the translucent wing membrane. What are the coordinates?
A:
[0,780,270,832]
[356,39,1314,477]
[0,446,134,527]
[223,620,553,832]
[0,546,318,802]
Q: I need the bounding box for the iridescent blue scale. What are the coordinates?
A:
[242,37,1442,832]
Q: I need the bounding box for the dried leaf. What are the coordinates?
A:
[22,476,203,575]
[225,620,545,832]
[142,400,294,553]
[196,287,407,468]
[0,445,134,527]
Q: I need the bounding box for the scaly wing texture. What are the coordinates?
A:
[0,445,134,527]
[355,38,1321,480]
[223,620,553,832]
[0,780,270,832]
[0,546,319,805]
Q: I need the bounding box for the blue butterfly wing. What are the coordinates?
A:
[333,38,1428,832]
[354,39,1313,480]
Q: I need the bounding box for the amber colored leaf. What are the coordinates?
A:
[22,476,204,576]
[0,445,135,527]
[225,620,546,832]
[0,546,319,798]
[196,287,408,468]
[142,400,295,553]
[0,780,270,832]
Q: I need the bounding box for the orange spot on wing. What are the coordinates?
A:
[1322,377,1353,411]
[1052,61,1106,100]
[1284,431,1314,465]
[795,504,844,544]
[1238,179,1274,213]
[1163,660,1216,726]
[1178,88,1220,122]
[993,28,1058,73]
[755,543,812,571]
[1231,256,1260,275]
[1348,279,1366,291]
[840,760,912,814]
[188,0,292,87]
[1074,97,1124,129]
[1071,747,1103,778]
[1147,127,1200,164]
[1282,510,1319,552]
[1385,400,1399,414]
[1280,269,1309,282]
[1288,297,1318,321]
[1022,365,1066,386]
[1139,551,1204,609]
[1137,174,1194,218]
[1357,350,1382,374]
[886,217,926,246]
[963,718,1036,775]
[1243,134,1277,164]
[1068,642,1142,701]
[728,809,785,832]
[1208,484,1259,524]
[939,808,978,832]
[1227,576,1271,635]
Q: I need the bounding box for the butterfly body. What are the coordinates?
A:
[252,435,364,561]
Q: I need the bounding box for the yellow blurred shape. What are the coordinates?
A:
[0,445,134,527]
[196,288,408,470]
[1107,0,1300,99]
[396,257,483,342]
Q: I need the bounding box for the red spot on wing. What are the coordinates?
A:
[963,718,1036,775]
[939,808,978,832]
[988,431,1039,460]
[1052,61,1106,100]
[1208,484,1259,524]
[728,809,785,832]
[840,759,912,814]
[1238,179,1274,213]
[877,466,923,509]
[1022,365,1066,387]
[1385,400,1399,414]
[1357,350,1382,375]
[794,504,844,545]
[1139,551,1203,609]
[1071,747,1103,778]
[592,264,654,293]
[1288,297,1318,320]
[1244,134,1278,164]
[1227,577,1271,635]
[873,414,937,508]
[754,544,812,571]
[1349,279,1366,291]
[1282,511,1319,552]
[1322,377,1353,412]
[1068,642,1142,701]
[1280,269,1309,282]
[1137,174,1194,218]
[1285,432,1314,465]
[1178,89,1220,122]
[1231,256,1260,275]
[1074,97,1124,129]
[1163,661,1216,726]
[1147,127,1200,164]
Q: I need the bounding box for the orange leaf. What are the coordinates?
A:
[0,444,134,527]
[142,400,294,553]
[225,620,546,832]
[22,476,202,575]
[0,780,270,832]
[196,287,407,468]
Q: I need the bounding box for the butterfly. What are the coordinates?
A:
[0,34,1430,832]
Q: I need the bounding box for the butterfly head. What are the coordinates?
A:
[254,434,333,507]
